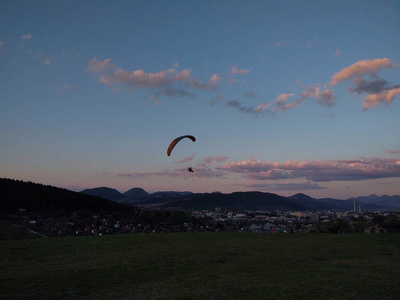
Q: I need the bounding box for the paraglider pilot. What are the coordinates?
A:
[187,166,194,173]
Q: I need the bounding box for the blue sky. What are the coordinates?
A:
[1,0,399,199]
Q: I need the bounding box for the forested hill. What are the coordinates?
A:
[0,178,125,213]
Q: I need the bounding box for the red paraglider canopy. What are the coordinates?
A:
[167,135,196,156]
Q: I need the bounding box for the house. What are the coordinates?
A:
[249,224,262,232]
[363,224,387,233]
[263,223,277,233]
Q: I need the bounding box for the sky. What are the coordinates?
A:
[1,0,400,199]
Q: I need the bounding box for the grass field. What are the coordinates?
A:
[1,233,399,299]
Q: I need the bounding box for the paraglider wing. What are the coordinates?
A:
[167,135,196,156]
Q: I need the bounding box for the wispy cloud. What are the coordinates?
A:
[177,154,195,164]
[231,66,250,75]
[86,57,116,73]
[21,33,32,40]
[87,58,220,91]
[216,157,400,182]
[227,85,335,115]
[154,88,196,99]
[386,149,400,155]
[234,181,326,191]
[256,93,297,113]
[244,90,258,99]
[226,100,256,114]
[117,164,225,179]
[57,83,73,91]
[209,94,223,105]
[203,155,229,165]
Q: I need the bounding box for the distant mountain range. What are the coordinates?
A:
[81,186,400,212]
[1,178,399,213]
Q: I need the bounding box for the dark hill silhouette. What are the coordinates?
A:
[81,187,125,201]
[124,187,149,199]
[355,195,400,209]
[0,178,125,213]
[160,191,307,211]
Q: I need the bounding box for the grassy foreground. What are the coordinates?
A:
[1,233,399,300]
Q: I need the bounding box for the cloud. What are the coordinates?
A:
[86,57,116,73]
[34,53,52,65]
[244,90,258,99]
[315,87,335,106]
[227,93,300,115]
[231,66,250,75]
[117,154,400,191]
[101,67,177,88]
[348,77,391,94]
[227,84,336,115]
[117,164,225,179]
[256,93,297,113]
[295,84,336,107]
[226,100,256,114]
[21,33,32,40]
[216,157,400,182]
[177,154,195,164]
[346,77,400,110]
[209,94,223,105]
[147,96,163,106]
[234,182,326,191]
[362,87,400,110]
[154,88,196,99]
[386,149,400,155]
[57,83,72,91]
[331,58,396,86]
[203,155,229,165]
[88,58,220,92]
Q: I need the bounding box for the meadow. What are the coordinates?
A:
[1,233,399,300]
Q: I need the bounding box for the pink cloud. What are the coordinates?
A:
[177,154,195,164]
[217,157,400,182]
[86,58,116,73]
[362,87,400,110]
[88,58,220,91]
[231,66,250,75]
[386,149,400,155]
[104,67,176,88]
[234,182,326,191]
[254,85,335,114]
[315,87,335,106]
[147,96,163,106]
[331,58,396,86]
[256,93,296,113]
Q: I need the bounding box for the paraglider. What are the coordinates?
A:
[167,135,196,173]
[167,135,196,156]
